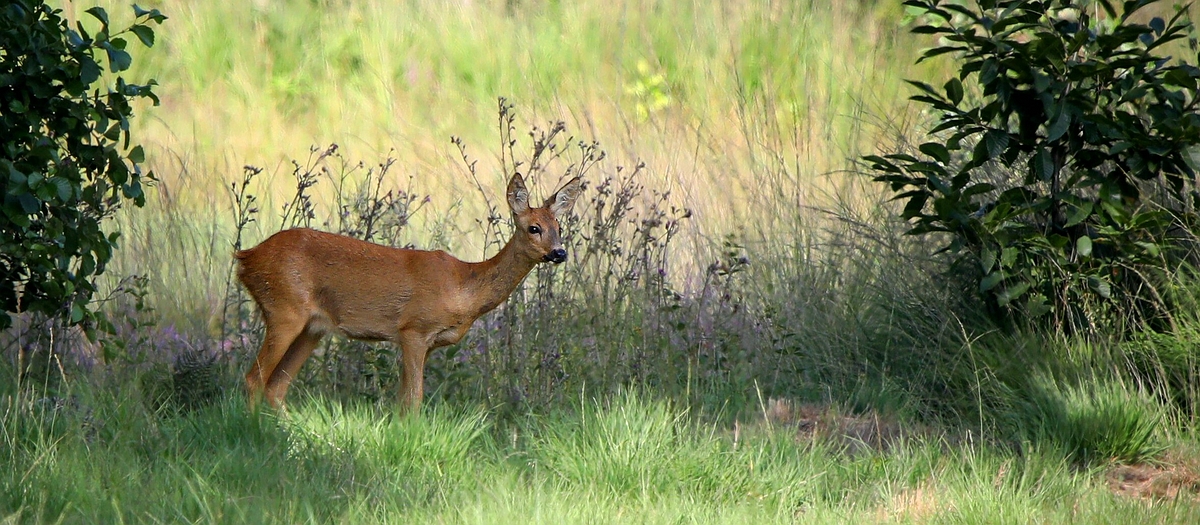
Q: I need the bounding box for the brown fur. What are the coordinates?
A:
[236,174,582,411]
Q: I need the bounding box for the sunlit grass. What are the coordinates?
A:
[3,387,1197,524]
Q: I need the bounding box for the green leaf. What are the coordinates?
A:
[35,183,55,202]
[1047,108,1070,141]
[1076,236,1093,257]
[1025,294,1052,317]
[919,142,951,163]
[67,29,85,48]
[104,44,133,73]
[70,302,85,324]
[84,6,110,28]
[1135,241,1161,257]
[1150,17,1165,35]
[1088,276,1112,299]
[905,80,940,98]
[147,9,168,24]
[17,193,39,214]
[1001,247,1018,268]
[124,180,145,204]
[944,78,964,105]
[980,58,999,86]
[963,182,996,197]
[1033,70,1051,93]
[980,271,1005,292]
[103,122,123,141]
[997,282,1030,307]
[981,246,997,272]
[912,25,953,35]
[1032,148,1054,181]
[864,155,899,172]
[130,25,155,47]
[984,130,1009,159]
[1065,201,1092,227]
[7,208,30,229]
[6,163,26,189]
[129,145,145,164]
[919,46,968,62]
[80,57,101,85]
[902,192,929,218]
[50,177,72,202]
[1101,200,1130,224]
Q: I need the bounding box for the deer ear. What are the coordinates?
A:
[507,173,530,213]
[546,177,583,219]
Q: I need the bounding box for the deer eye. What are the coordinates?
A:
[528,225,542,235]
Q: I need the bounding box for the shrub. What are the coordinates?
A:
[867,0,1200,332]
[0,1,165,330]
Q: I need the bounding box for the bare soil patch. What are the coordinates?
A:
[1107,452,1200,502]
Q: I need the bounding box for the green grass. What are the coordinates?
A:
[1013,375,1167,464]
[2,385,1197,524]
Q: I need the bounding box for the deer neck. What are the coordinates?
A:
[466,234,539,316]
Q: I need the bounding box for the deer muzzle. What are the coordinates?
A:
[544,248,567,264]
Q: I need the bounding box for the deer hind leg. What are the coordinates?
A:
[264,328,325,409]
[246,311,308,408]
[398,331,432,414]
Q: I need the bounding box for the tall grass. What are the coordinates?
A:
[72,0,924,179]
[45,1,947,396]
[55,0,943,315]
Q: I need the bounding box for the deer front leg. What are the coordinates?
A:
[398,331,431,414]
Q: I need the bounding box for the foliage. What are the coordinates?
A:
[0,1,165,330]
[867,0,1200,331]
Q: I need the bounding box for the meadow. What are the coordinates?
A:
[4,0,1200,522]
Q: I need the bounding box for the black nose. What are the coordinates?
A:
[545,248,567,264]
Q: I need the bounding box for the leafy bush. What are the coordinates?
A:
[868,0,1200,331]
[0,1,165,330]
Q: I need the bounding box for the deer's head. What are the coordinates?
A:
[506,173,583,264]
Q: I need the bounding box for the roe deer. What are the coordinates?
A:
[235,173,583,411]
